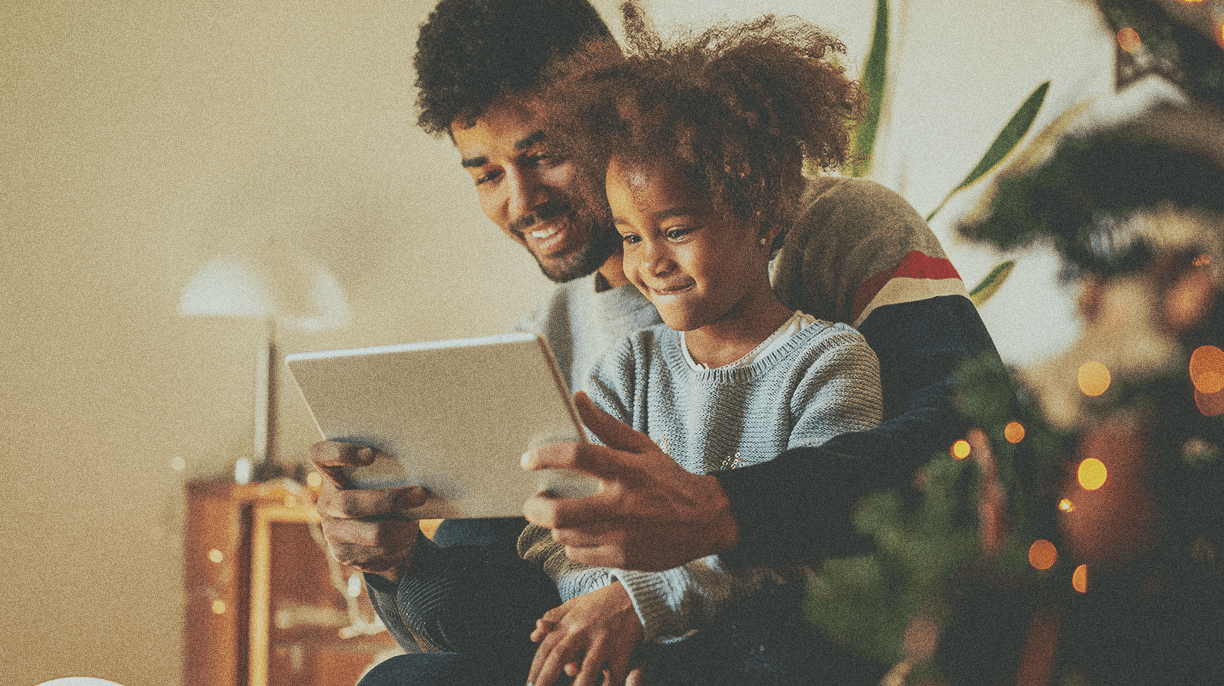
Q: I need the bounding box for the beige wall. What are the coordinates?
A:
[2,0,1114,683]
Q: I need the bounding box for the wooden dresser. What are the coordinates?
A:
[184,479,403,686]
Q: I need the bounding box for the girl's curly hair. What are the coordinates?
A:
[538,2,865,239]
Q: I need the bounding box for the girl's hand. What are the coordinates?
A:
[527,581,643,686]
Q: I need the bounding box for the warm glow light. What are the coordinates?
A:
[1072,564,1088,593]
[951,439,971,459]
[1078,457,1108,490]
[1196,387,1224,417]
[1059,498,1074,512]
[1029,539,1058,570]
[1078,360,1111,397]
[1004,421,1026,443]
[208,549,224,564]
[307,471,323,489]
[1117,27,1142,53]
[212,600,227,615]
[1193,253,1213,267]
[1190,346,1224,394]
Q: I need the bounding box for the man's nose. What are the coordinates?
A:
[506,168,545,223]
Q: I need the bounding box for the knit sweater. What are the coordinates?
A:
[513,273,662,392]
[365,176,1000,657]
[519,320,882,642]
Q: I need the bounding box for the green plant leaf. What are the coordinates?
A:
[848,0,888,177]
[927,81,1050,221]
[969,260,1015,307]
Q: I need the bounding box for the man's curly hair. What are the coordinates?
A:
[414,0,613,135]
[537,3,865,239]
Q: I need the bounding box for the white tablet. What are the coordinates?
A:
[285,332,598,519]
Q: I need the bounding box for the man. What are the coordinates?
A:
[312,0,1002,683]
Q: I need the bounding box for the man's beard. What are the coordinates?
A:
[533,219,621,284]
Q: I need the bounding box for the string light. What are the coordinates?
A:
[1072,564,1088,593]
[1117,27,1142,53]
[1058,498,1074,512]
[1195,387,1224,417]
[1189,345,1224,394]
[1078,458,1108,490]
[1004,421,1026,443]
[950,439,971,459]
[1078,360,1111,397]
[1028,539,1058,570]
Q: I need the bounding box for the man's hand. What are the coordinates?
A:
[310,441,428,583]
[522,392,739,571]
[527,581,643,686]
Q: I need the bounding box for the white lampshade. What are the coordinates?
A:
[179,237,350,331]
[179,237,350,480]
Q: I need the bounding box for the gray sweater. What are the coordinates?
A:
[519,320,882,643]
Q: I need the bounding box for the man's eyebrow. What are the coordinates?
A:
[460,155,488,169]
[515,130,548,150]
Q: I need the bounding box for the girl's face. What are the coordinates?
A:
[606,156,775,333]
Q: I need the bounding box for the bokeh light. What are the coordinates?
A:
[1117,27,1142,53]
[1072,564,1088,593]
[1190,345,1224,394]
[1059,498,1074,512]
[1028,539,1058,570]
[1078,457,1108,490]
[1004,421,1026,443]
[1196,387,1224,417]
[307,471,323,489]
[951,439,971,459]
[1078,360,1111,397]
[212,599,227,615]
[208,549,224,564]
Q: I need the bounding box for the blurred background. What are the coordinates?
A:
[1,0,1147,683]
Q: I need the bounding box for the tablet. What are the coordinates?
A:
[285,332,598,519]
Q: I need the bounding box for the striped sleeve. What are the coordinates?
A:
[772,176,969,327]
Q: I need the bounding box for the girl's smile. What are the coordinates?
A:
[605,156,793,367]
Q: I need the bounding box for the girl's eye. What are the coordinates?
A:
[474,170,501,186]
[621,234,641,245]
[665,227,696,240]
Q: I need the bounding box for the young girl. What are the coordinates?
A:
[518,6,882,686]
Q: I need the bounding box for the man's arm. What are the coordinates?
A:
[311,441,559,656]
[525,295,1003,570]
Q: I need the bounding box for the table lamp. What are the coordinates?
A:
[179,237,350,482]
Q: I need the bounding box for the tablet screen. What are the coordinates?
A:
[286,332,598,518]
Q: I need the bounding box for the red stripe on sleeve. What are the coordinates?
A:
[849,251,963,323]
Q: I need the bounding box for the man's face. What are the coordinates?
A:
[451,97,615,283]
